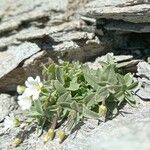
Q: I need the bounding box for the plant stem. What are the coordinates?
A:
[50,114,58,129]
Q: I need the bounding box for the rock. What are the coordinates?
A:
[16,27,50,41]
[0,0,149,92]
[0,36,18,51]
[50,31,95,42]
[137,62,150,79]
[0,102,150,150]
[136,86,150,100]
[0,42,40,79]
[0,94,16,122]
[0,50,52,92]
[104,21,150,33]
[114,55,133,62]
[0,0,150,149]
[0,20,21,34]
[136,62,150,100]
[80,0,150,23]
[52,41,80,52]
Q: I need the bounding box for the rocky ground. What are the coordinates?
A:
[0,0,150,149]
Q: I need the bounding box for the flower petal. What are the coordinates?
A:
[32,91,40,100]
[18,95,32,110]
[35,76,41,83]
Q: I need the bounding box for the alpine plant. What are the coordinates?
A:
[13,53,139,143]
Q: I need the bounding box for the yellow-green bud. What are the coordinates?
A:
[12,138,23,147]
[43,129,55,144]
[57,130,65,143]
[99,105,107,116]
[15,118,21,127]
[48,129,55,141]
[17,85,26,94]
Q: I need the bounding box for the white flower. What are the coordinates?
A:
[4,113,16,131]
[24,76,43,100]
[18,94,32,110]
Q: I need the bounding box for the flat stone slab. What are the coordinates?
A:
[0,100,150,150]
[0,94,16,122]
[0,42,40,79]
[80,0,150,23]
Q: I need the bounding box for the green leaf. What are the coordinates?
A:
[55,66,64,84]
[127,81,138,90]
[125,97,136,107]
[82,66,99,90]
[58,102,71,110]
[65,111,78,132]
[47,105,58,112]
[47,64,56,80]
[117,74,125,85]
[83,106,99,119]
[53,80,67,94]
[124,73,133,86]
[106,53,115,64]
[82,93,95,104]
[34,100,44,115]
[102,65,117,84]
[28,110,43,117]
[70,101,80,112]
[87,87,109,108]
[115,91,125,106]
[57,92,71,103]
[41,87,49,95]
[67,82,80,91]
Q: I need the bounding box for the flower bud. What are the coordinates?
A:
[14,118,21,127]
[43,129,55,144]
[17,85,26,94]
[12,138,23,147]
[57,130,65,143]
[48,128,55,141]
[99,104,107,116]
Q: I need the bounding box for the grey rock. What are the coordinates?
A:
[0,50,52,92]
[137,61,150,79]
[104,21,150,33]
[117,59,141,69]
[80,0,150,23]
[136,87,150,99]
[2,0,68,21]
[0,101,150,150]
[52,41,80,52]
[0,35,18,51]
[0,20,21,34]
[50,31,95,42]
[0,0,149,94]
[0,94,16,122]
[114,55,133,62]
[0,42,40,79]
[16,27,50,41]
[136,62,150,100]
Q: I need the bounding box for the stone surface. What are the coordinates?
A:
[136,62,150,100]
[0,1,150,149]
[0,50,52,92]
[0,0,150,92]
[137,62,150,79]
[0,100,150,150]
[0,42,40,79]
[80,0,150,23]
[0,94,16,122]
[104,21,150,33]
